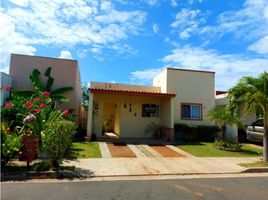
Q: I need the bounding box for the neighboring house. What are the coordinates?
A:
[9,54,82,118]
[0,72,12,106]
[87,68,216,140]
[216,91,256,139]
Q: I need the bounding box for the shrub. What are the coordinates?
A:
[41,120,77,168]
[1,132,23,166]
[32,160,51,171]
[214,138,242,152]
[174,123,220,142]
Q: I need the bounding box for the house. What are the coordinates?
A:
[9,54,82,119]
[87,68,216,140]
[1,72,12,106]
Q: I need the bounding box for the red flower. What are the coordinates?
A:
[33,97,41,102]
[34,108,42,113]
[25,101,32,107]
[6,127,11,132]
[41,91,50,96]
[5,102,12,108]
[40,103,46,108]
[27,106,32,110]
[63,110,70,115]
[3,84,11,90]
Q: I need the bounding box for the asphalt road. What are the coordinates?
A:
[2,176,268,200]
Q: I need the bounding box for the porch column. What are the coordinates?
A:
[160,97,175,142]
[87,93,94,136]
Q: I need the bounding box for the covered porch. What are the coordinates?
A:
[87,83,176,141]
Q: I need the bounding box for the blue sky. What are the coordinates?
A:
[1,0,268,90]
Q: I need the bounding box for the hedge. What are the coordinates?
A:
[174,123,220,142]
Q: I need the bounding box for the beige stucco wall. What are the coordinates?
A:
[154,68,216,125]
[89,93,173,138]
[153,69,167,93]
[9,54,82,116]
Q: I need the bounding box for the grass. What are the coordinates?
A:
[239,161,268,168]
[176,141,263,157]
[67,142,102,158]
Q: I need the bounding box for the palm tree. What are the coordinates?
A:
[228,71,268,162]
[207,106,242,141]
[13,67,73,103]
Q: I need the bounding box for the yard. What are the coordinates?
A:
[67,142,102,158]
[176,141,263,157]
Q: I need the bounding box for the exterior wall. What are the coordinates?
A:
[164,68,216,125]
[89,93,173,138]
[0,72,12,106]
[9,54,82,116]
[153,69,167,93]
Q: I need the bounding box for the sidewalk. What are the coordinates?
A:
[63,157,261,177]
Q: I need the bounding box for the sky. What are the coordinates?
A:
[1,0,268,90]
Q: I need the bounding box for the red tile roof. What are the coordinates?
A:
[89,88,176,97]
[216,91,227,95]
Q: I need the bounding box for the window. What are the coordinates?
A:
[181,103,202,120]
[142,104,159,117]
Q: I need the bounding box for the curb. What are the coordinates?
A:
[1,170,86,181]
[2,168,268,182]
[241,167,268,173]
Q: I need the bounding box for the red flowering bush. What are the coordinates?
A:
[3,84,11,90]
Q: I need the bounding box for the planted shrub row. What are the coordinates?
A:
[174,123,220,142]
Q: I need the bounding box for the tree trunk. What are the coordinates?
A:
[263,112,268,162]
[221,124,226,141]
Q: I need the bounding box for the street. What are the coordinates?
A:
[2,175,268,200]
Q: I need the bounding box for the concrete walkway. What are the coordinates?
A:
[63,157,261,177]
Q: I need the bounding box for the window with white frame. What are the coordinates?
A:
[142,104,159,117]
[181,103,202,120]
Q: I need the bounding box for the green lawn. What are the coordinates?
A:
[67,142,102,158]
[239,161,268,168]
[176,141,263,157]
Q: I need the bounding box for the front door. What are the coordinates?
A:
[102,103,116,135]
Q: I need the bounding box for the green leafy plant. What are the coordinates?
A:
[228,71,268,161]
[13,67,73,103]
[41,120,77,169]
[1,131,23,166]
[206,106,242,141]
[145,122,167,139]
[214,137,242,152]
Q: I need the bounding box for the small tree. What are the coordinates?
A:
[206,106,242,141]
[41,120,77,169]
[228,71,268,162]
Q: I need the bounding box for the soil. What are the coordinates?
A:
[151,146,184,157]
[107,143,136,158]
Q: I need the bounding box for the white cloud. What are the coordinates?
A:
[59,50,73,59]
[1,0,146,71]
[171,9,207,39]
[170,0,178,7]
[152,23,159,34]
[248,36,268,54]
[8,0,29,7]
[143,0,158,6]
[0,11,36,73]
[196,0,268,52]
[130,46,268,90]
[130,67,164,85]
